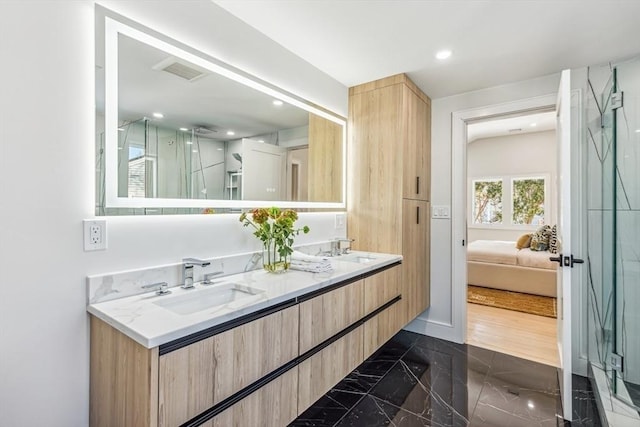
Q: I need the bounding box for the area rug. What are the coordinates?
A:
[467,285,557,318]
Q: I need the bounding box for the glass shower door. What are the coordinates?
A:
[612,59,640,410]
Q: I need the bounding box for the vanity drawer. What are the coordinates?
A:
[298,325,364,411]
[158,305,299,427]
[298,279,364,354]
[364,264,401,315]
[202,367,299,427]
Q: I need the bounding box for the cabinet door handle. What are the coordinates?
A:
[416,206,420,224]
[416,176,420,195]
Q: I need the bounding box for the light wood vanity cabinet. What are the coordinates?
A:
[90,264,403,427]
[299,279,364,354]
[298,326,364,411]
[348,73,431,326]
[158,306,299,427]
[363,265,404,357]
[402,199,430,322]
[203,368,299,427]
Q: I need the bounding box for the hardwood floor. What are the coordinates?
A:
[467,302,560,367]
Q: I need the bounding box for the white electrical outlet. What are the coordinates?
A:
[335,213,346,229]
[84,219,107,251]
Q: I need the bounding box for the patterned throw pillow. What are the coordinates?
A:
[549,225,559,254]
[516,233,532,249]
[530,225,551,251]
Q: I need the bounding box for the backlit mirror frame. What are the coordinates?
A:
[101,12,346,211]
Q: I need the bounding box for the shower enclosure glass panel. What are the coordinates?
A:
[96,118,226,215]
[586,58,640,412]
[612,60,640,409]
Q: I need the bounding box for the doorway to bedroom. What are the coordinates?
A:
[465,110,560,367]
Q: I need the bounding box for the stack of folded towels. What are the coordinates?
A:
[290,251,333,273]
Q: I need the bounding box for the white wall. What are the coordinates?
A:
[405,73,561,341]
[0,1,347,426]
[467,130,557,242]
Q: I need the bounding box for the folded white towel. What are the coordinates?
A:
[290,261,333,273]
[291,251,330,264]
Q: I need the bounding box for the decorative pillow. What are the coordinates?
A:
[515,233,532,249]
[530,225,551,251]
[549,225,559,254]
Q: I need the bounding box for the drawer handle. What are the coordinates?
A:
[416,176,420,194]
[416,206,420,225]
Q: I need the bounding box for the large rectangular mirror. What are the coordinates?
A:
[95,9,345,215]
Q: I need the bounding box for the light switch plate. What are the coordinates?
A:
[335,213,346,229]
[432,206,451,219]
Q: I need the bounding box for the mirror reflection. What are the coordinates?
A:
[96,20,345,215]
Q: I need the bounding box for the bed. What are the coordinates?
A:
[467,240,557,297]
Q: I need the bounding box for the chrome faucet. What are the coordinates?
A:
[182,258,211,289]
[330,238,355,256]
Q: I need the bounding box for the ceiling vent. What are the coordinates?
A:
[152,57,207,82]
[193,126,219,135]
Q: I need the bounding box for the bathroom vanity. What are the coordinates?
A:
[88,252,403,427]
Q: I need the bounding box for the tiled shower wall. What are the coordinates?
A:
[586,57,640,409]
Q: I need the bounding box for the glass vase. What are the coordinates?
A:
[262,241,290,273]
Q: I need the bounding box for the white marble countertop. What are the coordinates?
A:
[87,251,402,348]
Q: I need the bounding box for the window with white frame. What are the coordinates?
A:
[470,175,548,228]
[512,177,546,225]
[472,179,503,225]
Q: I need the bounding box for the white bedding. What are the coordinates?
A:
[468,240,556,270]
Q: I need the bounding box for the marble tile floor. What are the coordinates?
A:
[290,331,601,427]
[624,381,640,411]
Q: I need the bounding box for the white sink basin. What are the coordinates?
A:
[153,283,265,315]
[337,253,378,264]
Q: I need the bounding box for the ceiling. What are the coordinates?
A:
[214,0,640,99]
[467,111,556,143]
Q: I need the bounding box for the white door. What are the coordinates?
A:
[555,68,579,421]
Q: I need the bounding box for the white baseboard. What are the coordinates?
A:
[403,316,463,344]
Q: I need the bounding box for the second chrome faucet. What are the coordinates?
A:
[181,258,211,289]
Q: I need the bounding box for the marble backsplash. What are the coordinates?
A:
[87,240,334,304]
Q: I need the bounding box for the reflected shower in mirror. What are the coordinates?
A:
[95,12,346,215]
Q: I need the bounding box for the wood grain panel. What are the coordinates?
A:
[158,306,299,427]
[308,113,343,202]
[201,368,299,427]
[347,84,404,255]
[90,316,158,427]
[364,302,403,358]
[299,280,364,354]
[349,73,431,106]
[402,86,430,201]
[363,265,401,315]
[298,326,364,411]
[402,199,430,323]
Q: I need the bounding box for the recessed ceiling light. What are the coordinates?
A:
[435,50,452,60]
[227,130,235,136]
[216,148,223,151]
[273,100,284,106]
[179,127,188,132]
[152,112,164,119]
[186,141,193,145]
[527,402,535,409]
[530,123,537,127]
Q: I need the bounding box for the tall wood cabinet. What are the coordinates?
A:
[348,74,431,325]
